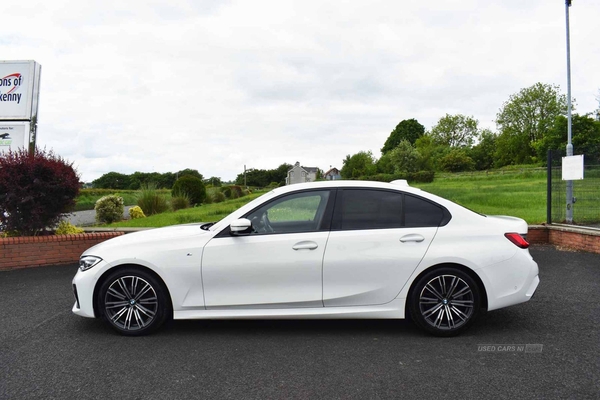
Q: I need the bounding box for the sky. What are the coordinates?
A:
[2,0,599,183]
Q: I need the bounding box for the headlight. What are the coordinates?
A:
[79,255,102,271]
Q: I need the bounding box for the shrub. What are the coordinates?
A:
[210,189,226,203]
[129,206,146,219]
[172,176,206,205]
[95,195,124,224]
[440,149,475,172]
[0,147,80,236]
[137,184,170,215]
[171,194,191,211]
[55,221,84,235]
[220,186,232,199]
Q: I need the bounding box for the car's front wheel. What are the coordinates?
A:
[409,267,481,337]
[97,267,171,336]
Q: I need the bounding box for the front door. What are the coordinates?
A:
[202,190,332,309]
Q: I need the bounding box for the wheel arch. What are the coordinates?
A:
[405,263,488,316]
[93,263,173,318]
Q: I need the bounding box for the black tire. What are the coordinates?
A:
[97,267,172,336]
[408,267,481,337]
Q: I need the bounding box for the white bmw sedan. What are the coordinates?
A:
[72,180,539,336]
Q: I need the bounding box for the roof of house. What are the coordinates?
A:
[323,167,340,176]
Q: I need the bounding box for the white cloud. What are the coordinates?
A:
[2,0,599,182]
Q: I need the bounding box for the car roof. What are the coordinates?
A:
[270,180,423,195]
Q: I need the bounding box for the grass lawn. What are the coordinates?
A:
[413,169,547,224]
[107,192,266,228]
[100,169,549,228]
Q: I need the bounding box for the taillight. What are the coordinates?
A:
[505,233,530,249]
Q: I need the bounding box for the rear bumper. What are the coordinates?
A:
[477,250,539,311]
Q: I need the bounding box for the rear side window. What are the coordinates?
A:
[338,190,403,230]
[335,189,446,230]
[405,194,444,227]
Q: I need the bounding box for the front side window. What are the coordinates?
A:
[245,190,330,234]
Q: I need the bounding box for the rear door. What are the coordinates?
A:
[323,189,444,307]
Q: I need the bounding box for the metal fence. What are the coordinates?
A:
[548,149,600,226]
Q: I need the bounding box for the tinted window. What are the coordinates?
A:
[405,195,443,227]
[340,190,403,230]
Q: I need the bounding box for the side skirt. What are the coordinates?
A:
[174,298,406,320]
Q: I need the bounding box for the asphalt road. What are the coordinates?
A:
[66,206,134,227]
[1,245,599,399]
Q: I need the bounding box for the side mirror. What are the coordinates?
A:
[230,218,252,236]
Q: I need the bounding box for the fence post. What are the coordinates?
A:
[547,150,552,224]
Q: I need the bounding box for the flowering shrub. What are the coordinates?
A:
[95,195,124,224]
[0,147,80,236]
[129,206,146,219]
[55,221,84,235]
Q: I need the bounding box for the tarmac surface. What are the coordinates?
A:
[0,245,599,399]
[66,206,134,227]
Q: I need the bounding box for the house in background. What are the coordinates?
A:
[286,162,319,185]
[323,167,341,180]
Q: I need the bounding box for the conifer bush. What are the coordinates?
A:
[95,195,124,224]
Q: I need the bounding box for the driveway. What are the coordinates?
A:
[66,206,134,226]
[0,245,598,399]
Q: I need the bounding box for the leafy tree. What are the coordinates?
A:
[176,168,204,181]
[172,175,206,205]
[439,149,475,172]
[536,114,600,163]
[430,114,479,148]
[92,172,131,189]
[414,134,450,171]
[205,177,222,187]
[0,148,80,235]
[381,119,426,154]
[469,129,497,170]
[341,151,377,178]
[495,82,568,165]
[235,163,292,187]
[387,140,421,174]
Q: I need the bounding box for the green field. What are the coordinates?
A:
[413,169,547,224]
[107,192,266,228]
[101,168,549,228]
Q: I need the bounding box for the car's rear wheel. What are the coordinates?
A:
[98,267,171,336]
[409,267,481,337]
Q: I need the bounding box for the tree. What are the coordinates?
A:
[92,172,131,189]
[381,119,426,154]
[0,147,80,235]
[495,82,568,165]
[537,114,600,163]
[176,169,204,181]
[414,134,450,171]
[172,175,206,205]
[387,140,421,174]
[430,114,479,148]
[439,149,475,172]
[469,129,497,170]
[205,177,222,187]
[341,151,377,178]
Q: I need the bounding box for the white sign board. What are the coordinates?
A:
[0,60,41,120]
[0,122,30,153]
[562,155,584,180]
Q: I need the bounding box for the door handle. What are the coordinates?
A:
[400,234,425,243]
[292,241,318,250]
